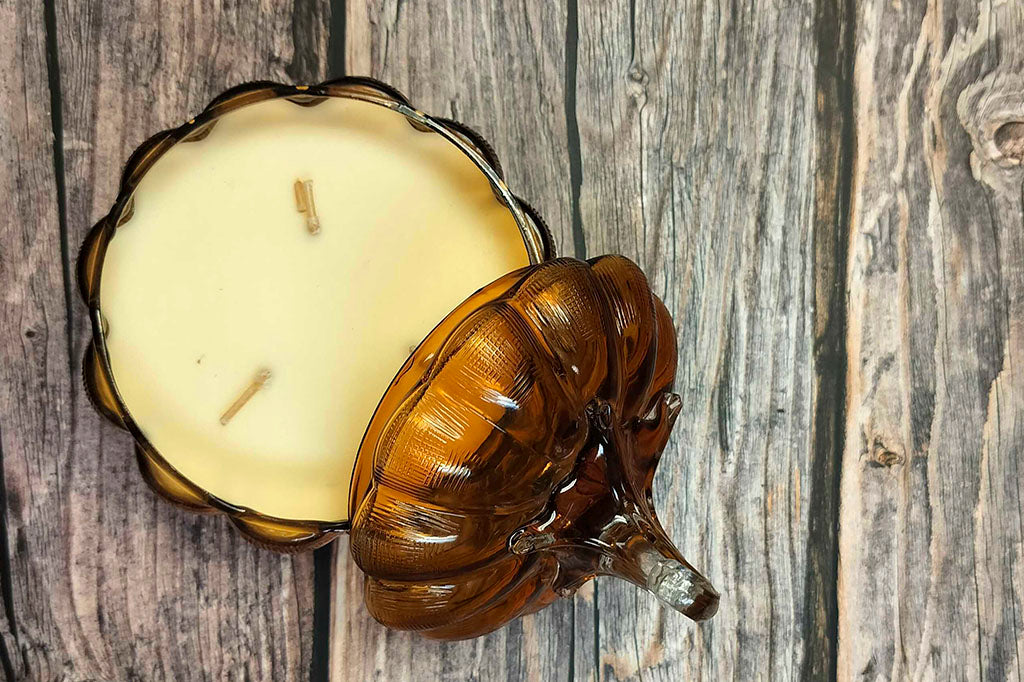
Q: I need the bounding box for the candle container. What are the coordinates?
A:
[78,77,717,639]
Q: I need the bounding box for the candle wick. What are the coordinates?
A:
[220,368,272,425]
[294,179,321,234]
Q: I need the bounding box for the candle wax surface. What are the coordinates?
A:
[100,97,530,521]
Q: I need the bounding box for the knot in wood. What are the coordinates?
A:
[869,439,904,468]
[627,66,648,85]
[626,65,649,102]
[994,122,1024,163]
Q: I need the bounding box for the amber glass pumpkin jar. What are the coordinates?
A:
[350,255,719,638]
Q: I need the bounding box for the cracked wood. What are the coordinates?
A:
[839,1,1024,679]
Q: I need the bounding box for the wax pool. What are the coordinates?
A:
[99,97,530,521]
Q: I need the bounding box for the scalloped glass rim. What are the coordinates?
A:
[77,77,555,552]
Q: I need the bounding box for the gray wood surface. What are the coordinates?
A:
[839,1,1024,679]
[571,0,850,679]
[1,0,1021,680]
[0,2,326,680]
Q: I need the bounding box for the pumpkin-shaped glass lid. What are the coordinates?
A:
[348,256,718,639]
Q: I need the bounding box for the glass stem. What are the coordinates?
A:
[627,537,720,621]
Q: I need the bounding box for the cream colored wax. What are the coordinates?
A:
[100,97,530,521]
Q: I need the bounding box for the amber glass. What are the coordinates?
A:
[349,256,718,639]
[77,77,553,551]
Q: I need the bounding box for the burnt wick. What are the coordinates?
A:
[294,179,321,234]
[220,368,272,425]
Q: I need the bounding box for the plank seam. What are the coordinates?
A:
[328,0,346,78]
[310,545,334,682]
[0,420,17,682]
[43,0,74,385]
[313,6,347,680]
[564,1,591,678]
[564,0,587,262]
[829,2,857,679]
[804,0,857,679]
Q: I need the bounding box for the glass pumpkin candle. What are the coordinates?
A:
[79,78,717,637]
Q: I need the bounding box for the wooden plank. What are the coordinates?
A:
[334,2,584,680]
[574,0,850,679]
[0,2,67,678]
[839,1,1024,679]
[0,2,330,679]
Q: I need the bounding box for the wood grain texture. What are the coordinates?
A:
[839,1,1024,679]
[0,1,67,676]
[13,0,1024,679]
[574,0,851,679]
[333,3,584,680]
[0,2,330,679]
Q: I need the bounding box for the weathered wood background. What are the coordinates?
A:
[1,0,1021,680]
